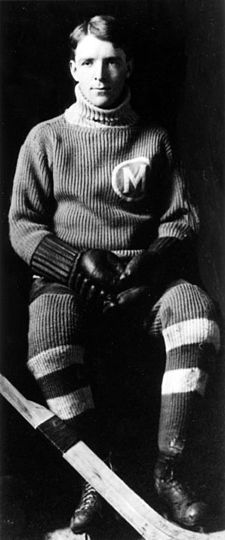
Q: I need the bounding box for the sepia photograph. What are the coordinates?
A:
[0,1,224,538]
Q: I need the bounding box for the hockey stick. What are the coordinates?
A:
[0,374,223,540]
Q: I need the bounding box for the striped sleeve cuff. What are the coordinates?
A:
[31,234,81,287]
[148,236,180,256]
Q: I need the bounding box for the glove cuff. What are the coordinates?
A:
[31,234,80,286]
[148,236,180,257]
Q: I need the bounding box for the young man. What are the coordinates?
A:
[9,15,220,534]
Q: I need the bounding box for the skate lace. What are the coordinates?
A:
[80,482,98,510]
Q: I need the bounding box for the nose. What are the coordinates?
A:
[94,60,106,81]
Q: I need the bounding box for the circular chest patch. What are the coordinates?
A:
[112,157,150,202]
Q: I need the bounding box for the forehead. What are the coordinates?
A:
[75,34,126,61]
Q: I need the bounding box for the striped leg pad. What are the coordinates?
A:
[28,345,94,420]
[28,290,95,436]
[156,282,221,455]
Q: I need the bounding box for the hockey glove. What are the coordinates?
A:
[119,250,159,289]
[118,237,194,304]
[31,235,124,312]
[72,249,124,311]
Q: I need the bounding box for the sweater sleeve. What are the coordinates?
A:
[145,131,200,287]
[157,131,199,241]
[9,123,55,264]
[8,123,80,285]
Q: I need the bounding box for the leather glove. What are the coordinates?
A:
[103,285,152,313]
[116,285,152,310]
[103,286,153,332]
[31,235,124,313]
[118,237,188,301]
[73,249,124,311]
[119,237,193,303]
[118,250,160,291]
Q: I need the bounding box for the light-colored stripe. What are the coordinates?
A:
[47,386,94,419]
[27,344,84,379]
[162,318,220,353]
[161,367,208,396]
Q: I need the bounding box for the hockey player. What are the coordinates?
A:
[9,15,220,533]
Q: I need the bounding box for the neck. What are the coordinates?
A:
[64,84,138,127]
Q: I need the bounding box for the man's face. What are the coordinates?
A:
[70,35,132,109]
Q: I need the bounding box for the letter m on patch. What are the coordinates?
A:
[123,164,146,193]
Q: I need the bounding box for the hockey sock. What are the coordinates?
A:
[157,281,220,457]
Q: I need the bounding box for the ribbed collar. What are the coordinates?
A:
[64,84,138,128]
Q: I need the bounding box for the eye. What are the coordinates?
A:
[108,58,119,66]
[81,59,93,66]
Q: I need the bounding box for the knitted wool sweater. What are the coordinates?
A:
[9,85,198,285]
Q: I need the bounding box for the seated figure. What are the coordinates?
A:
[8,14,221,534]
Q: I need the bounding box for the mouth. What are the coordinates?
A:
[92,87,111,92]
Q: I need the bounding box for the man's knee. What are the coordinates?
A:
[158,280,221,356]
[159,280,218,322]
[28,279,83,357]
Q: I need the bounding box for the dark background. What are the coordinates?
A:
[0,0,224,535]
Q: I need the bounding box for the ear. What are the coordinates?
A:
[70,60,79,82]
[126,59,133,79]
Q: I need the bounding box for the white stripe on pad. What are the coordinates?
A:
[47,386,94,419]
[161,367,208,396]
[162,318,220,353]
[27,344,84,378]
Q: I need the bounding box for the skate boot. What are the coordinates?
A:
[70,479,102,534]
[154,454,207,530]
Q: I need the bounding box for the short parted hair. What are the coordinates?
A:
[69,15,133,60]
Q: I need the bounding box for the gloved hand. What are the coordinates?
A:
[118,250,160,290]
[73,249,124,311]
[116,285,152,309]
[117,237,191,305]
[103,286,153,330]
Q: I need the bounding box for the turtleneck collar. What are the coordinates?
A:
[64,84,138,128]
